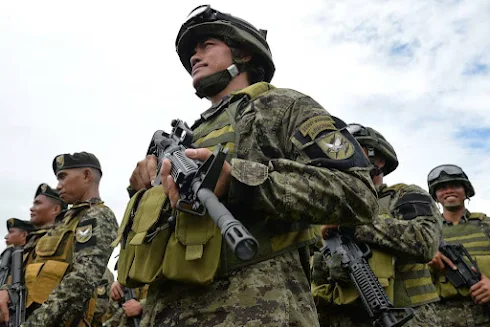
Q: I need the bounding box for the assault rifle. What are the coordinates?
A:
[149,119,259,261]
[0,247,13,286]
[438,241,485,288]
[321,228,414,327]
[7,247,25,327]
[122,287,140,327]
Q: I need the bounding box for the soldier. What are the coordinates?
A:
[92,268,115,327]
[312,124,442,326]
[124,5,378,326]
[0,151,118,325]
[30,182,67,228]
[4,218,34,247]
[427,164,490,326]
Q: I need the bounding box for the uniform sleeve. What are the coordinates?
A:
[24,206,118,326]
[228,94,378,225]
[355,185,442,263]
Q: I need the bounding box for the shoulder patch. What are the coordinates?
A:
[96,285,106,296]
[316,131,354,160]
[76,225,93,243]
[299,116,336,140]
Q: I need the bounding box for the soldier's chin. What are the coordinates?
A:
[443,201,464,211]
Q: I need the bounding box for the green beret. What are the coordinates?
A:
[35,183,68,210]
[6,218,35,232]
[52,152,102,176]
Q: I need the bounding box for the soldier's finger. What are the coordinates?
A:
[146,155,157,184]
[184,148,212,161]
[161,159,172,194]
[0,303,9,323]
[440,254,456,270]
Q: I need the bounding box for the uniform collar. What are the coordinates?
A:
[443,209,471,225]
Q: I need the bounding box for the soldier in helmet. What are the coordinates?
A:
[427,164,490,326]
[122,5,378,326]
[312,124,442,326]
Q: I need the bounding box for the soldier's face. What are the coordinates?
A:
[435,182,466,209]
[190,38,233,87]
[4,228,27,246]
[56,168,87,204]
[30,195,58,227]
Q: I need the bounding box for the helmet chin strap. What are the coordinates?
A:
[194,64,240,99]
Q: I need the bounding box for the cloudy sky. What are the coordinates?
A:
[1,1,489,274]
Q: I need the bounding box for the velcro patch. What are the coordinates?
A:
[76,225,93,243]
[396,193,433,220]
[299,116,336,140]
[316,131,355,160]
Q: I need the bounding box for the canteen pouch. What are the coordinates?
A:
[162,209,222,284]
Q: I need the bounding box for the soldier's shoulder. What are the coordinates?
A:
[389,183,430,196]
[79,203,118,231]
[255,87,325,111]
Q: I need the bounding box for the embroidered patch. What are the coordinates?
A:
[75,225,92,243]
[41,183,48,193]
[298,116,336,140]
[316,131,355,160]
[55,155,64,169]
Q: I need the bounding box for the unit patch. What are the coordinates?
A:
[76,225,92,243]
[316,131,355,160]
[96,285,106,296]
[298,116,336,140]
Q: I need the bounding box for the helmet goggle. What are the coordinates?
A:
[178,5,268,47]
[346,124,368,136]
[427,164,466,184]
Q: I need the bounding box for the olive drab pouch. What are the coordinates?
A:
[114,186,172,287]
[161,210,222,284]
[25,261,70,307]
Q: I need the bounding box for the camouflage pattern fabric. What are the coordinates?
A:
[141,251,319,327]
[92,268,115,327]
[355,184,442,263]
[433,300,490,327]
[23,201,118,326]
[324,302,441,327]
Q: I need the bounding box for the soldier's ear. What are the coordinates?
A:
[83,168,92,181]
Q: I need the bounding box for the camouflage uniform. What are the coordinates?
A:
[22,199,118,326]
[92,268,115,327]
[312,124,442,327]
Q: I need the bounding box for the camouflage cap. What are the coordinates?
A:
[6,218,35,232]
[52,152,102,176]
[35,183,68,210]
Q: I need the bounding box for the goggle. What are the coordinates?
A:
[427,164,466,183]
[346,124,369,136]
[178,5,268,44]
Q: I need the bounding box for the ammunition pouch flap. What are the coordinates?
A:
[26,261,70,306]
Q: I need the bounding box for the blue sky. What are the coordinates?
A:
[0,0,489,273]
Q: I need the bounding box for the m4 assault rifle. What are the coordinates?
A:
[321,228,414,327]
[122,287,140,327]
[439,242,481,288]
[1,247,26,327]
[149,119,259,261]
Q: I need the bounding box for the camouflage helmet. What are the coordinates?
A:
[346,124,399,176]
[175,5,275,82]
[427,164,475,199]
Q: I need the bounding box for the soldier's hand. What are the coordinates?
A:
[470,273,490,304]
[122,299,142,317]
[428,251,457,271]
[0,290,10,323]
[129,155,158,191]
[110,281,124,302]
[161,148,231,208]
[320,225,339,240]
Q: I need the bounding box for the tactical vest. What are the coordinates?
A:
[436,212,490,299]
[379,184,439,308]
[115,82,318,287]
[24,202,100,326]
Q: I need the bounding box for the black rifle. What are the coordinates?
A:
[438,241,481,288]
[7,247,25,327]
[149,119,259,261]
[0,247,13,286]
[322,229,414,327]
[122,287,140,327]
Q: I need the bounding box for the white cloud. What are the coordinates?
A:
[0,0,489,276]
